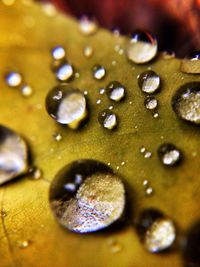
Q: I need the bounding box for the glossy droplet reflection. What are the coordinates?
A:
[172,82,200,125]
[106,81,125,102]
[51,46,66,60]
[138,71,160,94]
[56,64,74,82]
[136,209,176,253]
[49,160,125,233]
[158,143,182,166]
[0,125,28,185]
[93,65,106,80]
[180,51,200,74]
[5,72,22,87]
[144,97,158,110]
[98,110,117,130]
[45,84,87,129]
[126,31,157,64]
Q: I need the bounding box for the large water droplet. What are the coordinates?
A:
[98,109,117,130]
[183,221,200,267]
[45,84,87,129]
[0,125,29,185]
[172,82,200,125]
[5,72,22,87]
[158,143,182,166]
[51,46,66,61]
[56,64,74,82]
[136,209,176,253]
[180,51,200,74]
[79,16,98,35]
[138,71,160,94]
[126,31,158,64]
[106,81,125,102]
[93,65,106,80]
[49,159,125,233]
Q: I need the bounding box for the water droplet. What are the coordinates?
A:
[136,209,176,253]
[28,166,43,180]
[99,88,105,95]
[49,159,125,233]
[121,161,125,166]
[21,84,33,97]
[19,240,30,249]
[144,97,158,110]
[180,51,200,74]
[5,72,22,87]
[98,109,117,130]
[112,60,117,66]
[53,132,62,141]
[45,84,87,129]
[138,71,160,94]
[162,50,175,59]
[143,179,149,187]
[96,99,101,105]
[79,16,98,35]
[158,143,182,166]
[153,112,159,118]
[106,81,125,102]
[145,187,153,196]
[83,46,93,57]
[183,221,200,267]
[144,151,152,158]
[51,46,66,61]
[126,31,157,64]
[93,65,106,80]
[140,146,146,153]
[172,82,200,125]
[108,239,122,254]
[56,63,74,81]
[0,125,28,185]
[108,105,114,110]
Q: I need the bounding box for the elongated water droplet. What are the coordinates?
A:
[56,64,74,82]
[106,81,125,102]
[5,72,22,87]
[136,209,176,253]
[93,65,106,80]
[0,125,29,185]
[180,51,200,74]
[51,46,66,61]
[49,159,125,233]
[45,84,87,129]
[172,82,200,125]
[144,97,158,110]
[158,143,182,166]
[98,109,117,130]
[126,31,157,64]
[138,71,160,94]
[79,16,98,35]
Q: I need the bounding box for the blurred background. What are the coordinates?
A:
[39,0,200,57]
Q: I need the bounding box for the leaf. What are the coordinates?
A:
[0,1,200,267]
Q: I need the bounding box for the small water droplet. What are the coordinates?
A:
[138,70,160,94]
[144,151,152,158]
[144,97,158,110]
[121,161,125,166]
[106,81,125,102]
[158,143,182,166]
[96,99,101,105]
[145,187,153,196]
[83,90,88,95]
[93,65,106,80]
[45,84,87,129]
[108,105,114,110]
[162,50,175,59]
[0,125,28,185]
[143,179,149,187]
[153,112,159,118]
[99,88,105,95]
[112,60,117,66]
[136,209,176,253]
[83,46,93,57]
[140,146,146,153]
[21,84,33,97]
[49,159,125,233]
[180,51,200,74]
[172,82,200,125]
[5,72,22,87]
[53,132,62,141]
[19,240,30,249]
[98,109,117,130]
[56,63,74,82]
[51,46,66,61]
[126,31,158,64]
[28,166,43,180]
[79,16,98,35]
